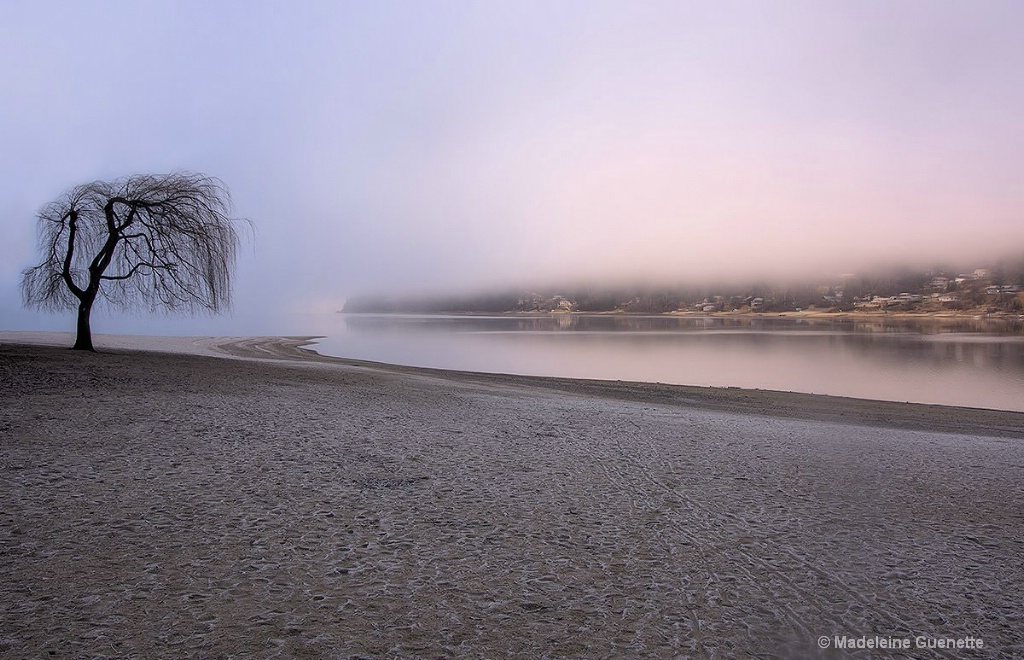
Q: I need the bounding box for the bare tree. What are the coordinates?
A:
[21,172,247,351]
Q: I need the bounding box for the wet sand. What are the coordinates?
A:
[1,332,1022,657]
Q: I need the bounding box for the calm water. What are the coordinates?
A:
[310,314,1024,412]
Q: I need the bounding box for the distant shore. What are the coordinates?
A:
[342,308,1024,325]
[2,332,1023,656]
[571,308,1023,323]
[669,308,1024,322]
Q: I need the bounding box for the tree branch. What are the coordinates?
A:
[21,171,246,317]
[60,210,85,300]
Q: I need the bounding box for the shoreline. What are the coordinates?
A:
[4,331,1023,438]
[227,336,1024,439]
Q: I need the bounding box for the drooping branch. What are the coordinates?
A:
[21,171,249,318]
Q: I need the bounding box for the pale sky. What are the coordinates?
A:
[3,1,1024,331]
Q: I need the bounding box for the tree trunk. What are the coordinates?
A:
[73,300,95,351]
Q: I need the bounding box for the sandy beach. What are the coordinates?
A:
[1,332,1022,658]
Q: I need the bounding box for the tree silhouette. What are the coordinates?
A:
[21,172,247,351]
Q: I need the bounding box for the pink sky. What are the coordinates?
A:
[3,0,1024,325]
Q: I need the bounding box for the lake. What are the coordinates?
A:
[309,314,1024,413]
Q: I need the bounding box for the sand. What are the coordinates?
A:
[1,332,1022,658]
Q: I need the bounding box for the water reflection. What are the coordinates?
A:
[321,314,1024,411]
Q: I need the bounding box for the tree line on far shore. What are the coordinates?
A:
[344,258,1024,315]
